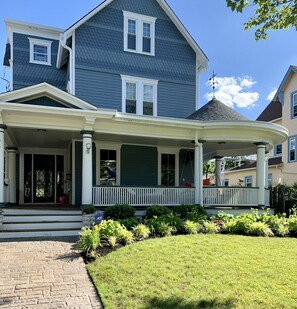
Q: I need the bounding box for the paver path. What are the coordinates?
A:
[0,237,103,308]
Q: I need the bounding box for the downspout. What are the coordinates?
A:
[60,33,74,95]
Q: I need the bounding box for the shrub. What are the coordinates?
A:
[118,229,134,245]
[82,205,96,214]
[119,218,139,230]
[173,204,207,222]
[155,222,175,237]
[104,204,135,220]
[97,220,123,238]
[222,213,255,235]
[183,220,199,234]
[76,226,102,256]
[145,205,170,219]
[247,222,274,237]
[203,221,218,234]
[107,236,117,248]
[145,214,184,234]
[133,224,151,240]
[288,217,297,235]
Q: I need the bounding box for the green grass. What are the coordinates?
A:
[87,234,297,309]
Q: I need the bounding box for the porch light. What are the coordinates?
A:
[86,142,91,153]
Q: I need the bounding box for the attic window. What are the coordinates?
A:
[28,38,52,66]
[123,11,156,56]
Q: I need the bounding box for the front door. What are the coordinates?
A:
[24,154,64,203]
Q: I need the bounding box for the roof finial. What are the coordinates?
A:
[209,71,218,99]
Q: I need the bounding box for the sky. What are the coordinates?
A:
[0,0,297,120]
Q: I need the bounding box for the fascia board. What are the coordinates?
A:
[274,65,297,100]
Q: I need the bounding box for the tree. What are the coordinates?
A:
[226,0,297,40]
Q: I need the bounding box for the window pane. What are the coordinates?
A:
[161,154,175,187]
[100,150,117,185]
[126,100,136,114]
[143,23,151,37]
[33,44,48,62]
[128,34,136,50]
[143,101,153,115]
[276,144,282,155]
[143,37,151,53]
[143,85,153,102]
[126,83,136,100]
[128,19,136,34]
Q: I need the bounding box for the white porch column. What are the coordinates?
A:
[256,142,267,207]
[194,140,204,206]
[264,153,269,188]
[0,125,7,206]
[7,148,17,204]
[81,130,94,205]
[214,156,223,187]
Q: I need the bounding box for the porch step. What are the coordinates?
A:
[0,208,83,239]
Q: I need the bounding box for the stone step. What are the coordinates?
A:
[1,221,83,231]
[0,229,81,239]
[3,215,82,223]
[3,208,81,215]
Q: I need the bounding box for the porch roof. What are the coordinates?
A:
[0,100,288,158]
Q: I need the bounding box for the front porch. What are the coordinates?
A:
[93,186,270,208]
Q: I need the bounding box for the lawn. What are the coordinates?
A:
[87,234,297,309]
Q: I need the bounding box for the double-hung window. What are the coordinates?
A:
[121,75,158,116]
[123,11,156,56]
[28,38,52,65]
[289,136,296,162]
[292,92,297,118]
[274,144,282,157]
[244,176,252,187]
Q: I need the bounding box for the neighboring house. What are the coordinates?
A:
[0,0,287,210]
[225,65,297,187]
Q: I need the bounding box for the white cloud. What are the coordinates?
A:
[204,76,259,109]
[266,88,277,101]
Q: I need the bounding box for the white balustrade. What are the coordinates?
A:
[93,186,267,207]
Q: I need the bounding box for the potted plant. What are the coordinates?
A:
[81,205,104,227]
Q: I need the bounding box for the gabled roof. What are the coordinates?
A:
[274,65,297,102]
[257,100,282,122]
[62,0,208,70]
[187,98,248,121]
[0,83,97,110]
[226,156,282,172]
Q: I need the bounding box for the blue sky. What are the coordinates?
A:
[0,0,297,120]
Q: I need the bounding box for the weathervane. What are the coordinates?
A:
[209,71,218,98]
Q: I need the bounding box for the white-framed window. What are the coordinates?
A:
[28,37,52,65]
[96,143,121,186]
[123,11,156,56]
[121,75,158,116]
[244,176,252,187]
[158,148,179,187]
[289,136,296,162]
[292,92,297,118]
[274,144,282,157]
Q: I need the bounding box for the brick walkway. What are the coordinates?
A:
[0,237,103,309]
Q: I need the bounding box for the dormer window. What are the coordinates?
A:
[28,38,52,66]
[123,11,156,56]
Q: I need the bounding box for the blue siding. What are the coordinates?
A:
[13,33,67,90]
[121,145,158,185]
[75,0,196,117]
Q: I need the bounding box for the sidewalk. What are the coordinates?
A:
[0,237,103,308]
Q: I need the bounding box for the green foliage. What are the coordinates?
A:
[288,217,297,235]
[119,217,139,230]
[118,229,134,245]
[107,236,117,248]
[183,220,199,234]
[97,219,123,238]
[222,213,255,235]
[203,221,218,234]
[82,205,96,214]
[145,214,181,237]
[226,0,297,41]
[76,226,102,256]
[247,222,274,237]
[132,224,151,240]
[155,222,175,237]
[145,205,170,219]
[172,204,207,222]
[104,204,135,220]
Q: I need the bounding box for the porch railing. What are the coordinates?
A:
[93,186,194,206]
[203,187,259,207]
[93,186,269,207]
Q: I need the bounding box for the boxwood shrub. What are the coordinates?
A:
[104,204,135,220]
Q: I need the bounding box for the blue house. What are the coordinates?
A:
[0,0,287,213]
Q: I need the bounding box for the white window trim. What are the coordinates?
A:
[121,75,158,116]
[96,142,121,186]
[123,10,156,56]
[28,37,52,66]
[158,147,179,187]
